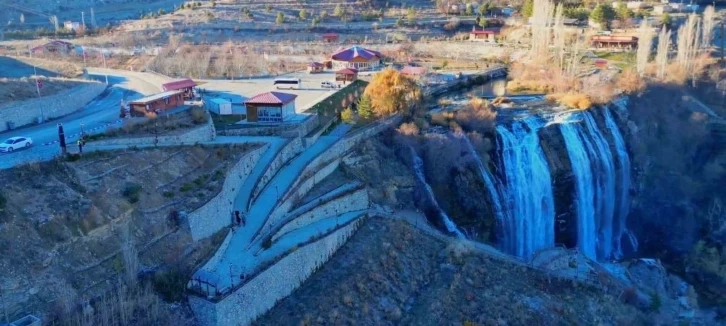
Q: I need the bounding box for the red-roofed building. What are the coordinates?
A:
[31,40,74,55]
[244,91,298,122]
[335,68,358,82]
[322,33,339,43]
[162,78,197,99]
[330,45,382,71]
[469,28,499,42]
[307,62,324,74]
[128,90,184,117]
[591,35,639,50]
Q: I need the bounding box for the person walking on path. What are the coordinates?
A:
[77,139,84,153]
[235,211,243,227]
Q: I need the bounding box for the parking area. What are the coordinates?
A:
[197,71,346,116]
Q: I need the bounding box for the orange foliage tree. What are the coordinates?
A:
[363,68,420,117]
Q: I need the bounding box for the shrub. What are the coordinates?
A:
[341,107,355,123]
[162,191,175,198]
[397,122,419,136]
[179,183,194,193]
[152,269,187,302]
[190,106,207,124]
[0,191,6,213]
[547,93,593,110]
[122,183,143,203]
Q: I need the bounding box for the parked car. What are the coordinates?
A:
[320,81,338,89]
[0,136,33,153]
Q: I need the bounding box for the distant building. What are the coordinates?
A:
[128,90,185,117]
[591,35,639,50]
[612,1,646,10]
[322,33,339,43]
[307,62,324,74]
[162,78,197,100]
[330,45,382,71]
[244,91,297,123]
[653,5,673,14]
[335,68,359,82]
[469,28,499,42]
[64,21,80,30]
[30,40,74,55]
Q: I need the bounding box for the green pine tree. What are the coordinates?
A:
[276,12,285,24]
[590,4,615,29]
[406,6,416,24]
[299,9,307,20]
[334,4,343,17]
[341,107,355,123]
[357,95,374,120]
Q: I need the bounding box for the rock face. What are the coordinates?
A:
[623,86,726,306]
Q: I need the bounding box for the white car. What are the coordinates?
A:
[0,136,33,153]
[321,81,338,89]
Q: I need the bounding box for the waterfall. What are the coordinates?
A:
[409,147,465,238]
[560,110,618,260]
[496,117,555,258]
[460,135,504,221]
[604,107,638,258]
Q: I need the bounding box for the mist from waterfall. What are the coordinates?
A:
[560,110,618,260]
[409,147,465,239]
[604,108,638,258]
[496,117,555,258]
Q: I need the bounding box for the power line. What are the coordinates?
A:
[0,1,51,18]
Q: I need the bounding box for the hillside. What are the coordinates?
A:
[255,217,647,325]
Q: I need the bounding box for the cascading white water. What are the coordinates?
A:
[460,135,504,221]
[583,112,616,260]
[496,117,555,258]
[604,107,638,258]
[560,110,618,260]
[409,147,465,238]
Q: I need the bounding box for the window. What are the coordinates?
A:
[15,138,25,143]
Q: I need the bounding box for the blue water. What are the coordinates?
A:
[496,117,555,258]
[560,110,618,260]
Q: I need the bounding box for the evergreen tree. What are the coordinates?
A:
[357,95,374,120]
[341,107,355,123]
[407,6,416,25]
[334,4,343,17]
[590,4,615,29]
[276,12,285,24]
[299,9,308,20]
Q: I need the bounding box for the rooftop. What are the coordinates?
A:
[331,46,382,62]
[401,66,426,75]
[336,68,359,75]
[162,78,197,91]
[129,90,183,104]
[244,91,297,105]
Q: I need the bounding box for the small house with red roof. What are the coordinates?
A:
[330,45,382,71]
[307,62,324,74]
[469,28,499,42]
[162,78,197,100]
[31,40,74,55]
[128,90,185,117]
[244,91,298,122]
[335,68,358,82]
[322,33,339,43]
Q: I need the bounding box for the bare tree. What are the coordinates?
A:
[701,5,716,50]
[676,13,701,73]
[49,15,59,33]
[552,3,566,68]
[656,26,671,79]
[636,19,654,76]
[530,0,556,58]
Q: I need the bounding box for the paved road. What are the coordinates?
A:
[0,71,161,170]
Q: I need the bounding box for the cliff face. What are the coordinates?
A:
[623,86,726,306]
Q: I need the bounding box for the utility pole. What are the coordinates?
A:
[101,49,109,84]
[81,11,85,30]
[721,20,725,67]
[34,65,44,122]
[90,8,95,28]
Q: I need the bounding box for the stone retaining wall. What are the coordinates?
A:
[0,81,106,132]
[189,218,364,326]
[87,122,215,148]
[273,188,369,242]
[219,115,319,138]
[264,158,344,233]
[187,145,269,241]
[250,137,304,202]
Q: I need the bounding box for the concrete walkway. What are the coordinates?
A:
[194,124,353,294]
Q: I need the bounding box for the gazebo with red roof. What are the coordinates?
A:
[330,45,382,71]
[162,78,197,100]
[244,91,298,123]
[335,68,358,83]
[307,62,324,74]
